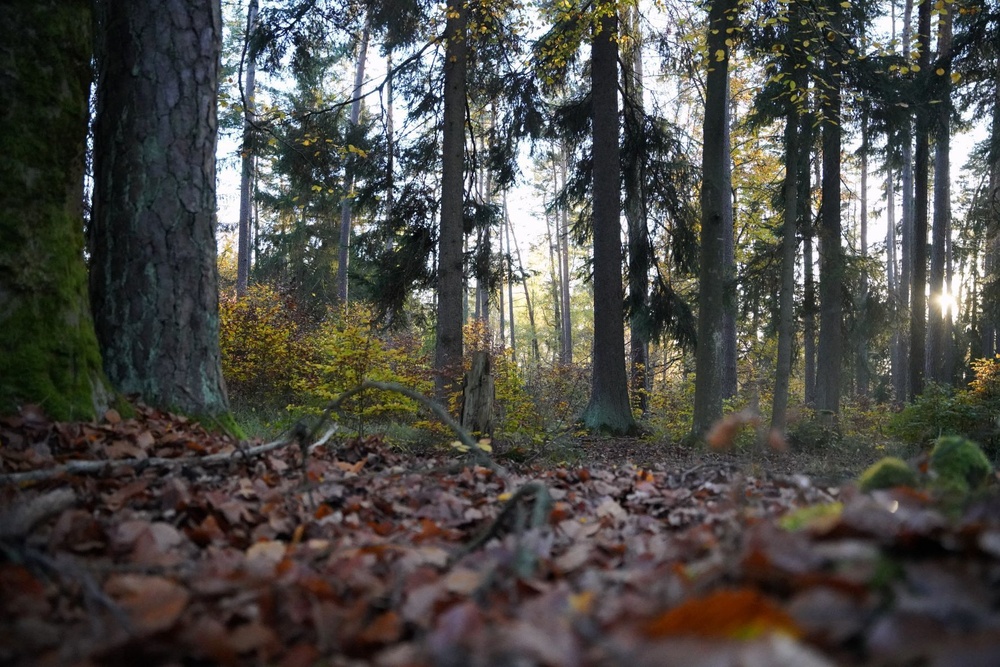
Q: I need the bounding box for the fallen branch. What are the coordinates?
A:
[0,434,295,486]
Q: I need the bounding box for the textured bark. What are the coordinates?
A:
[984,66,1000,358]
[236,0,257,298]
[434,1,468,401]
[771,106,800,431]
[926,8,953,383]
[91,0,229,418]
[803,161,817,406]
[622,4,649,416]
[692,0,734,436]
[897,0,914,398]
[909,0,931,399]
[856,118,870,397]
[0,0,111,420]
[559,150,573,365]
[815,40,844,417]
[582,5,635,435]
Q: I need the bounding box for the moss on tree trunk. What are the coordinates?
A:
[0,0,111,420]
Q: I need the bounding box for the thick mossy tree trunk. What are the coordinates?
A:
[0,0,111,420]
[90,0,229,418]
[582,4,635,435]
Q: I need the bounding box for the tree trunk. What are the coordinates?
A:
[0,0,111,420]
[909,0,931,399]
[983,62,1000,358]
[91,0,229,419]
[622,3,649,416]
[434,1,468,401]
[505,200,516,354]
[815,32,844,418]
[236,0,258,298]
[803,151,817,406]
[461,350,494,438]
[898,0,914,398]
[544,182,562,362]
[559,149,573,365]
[583,5,635,434]
[508,218,541,364]
[856,116,870,397]
[771,103,801,431]
[927,7,953,383]
[336,17,371,305]
[692,0,734,436]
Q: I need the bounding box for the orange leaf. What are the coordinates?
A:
[642,588,800,640]
[105,574,189,634]
[357,610,402,645]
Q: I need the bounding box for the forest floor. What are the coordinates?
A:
[3,404,1000,666]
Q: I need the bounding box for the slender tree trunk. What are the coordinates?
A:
[771,103,801,431]
[435,1,468,401]
[803,143,817,406]
[856,116,870,397]
[899,0,914,398]
[815,30,844,417]
[544,185,562,361]
[984,64,1000,358]
[693,0,734,436]
[909,0,931,398]
[927,7,953,383]
[559,149,573,364]
[505,199,516,353]
[622,3,649,416]
[508,219,541,363]
[236,0,258,298]
[0,0,111,420]
[91,0,229,418]
[583,4,634,434]
[336,18,370,305]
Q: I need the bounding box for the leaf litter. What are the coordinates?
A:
[2,404,1000,665]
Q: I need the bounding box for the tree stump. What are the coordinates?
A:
[461,350,494,438]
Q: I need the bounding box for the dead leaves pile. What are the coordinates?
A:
[3,406,1000,665]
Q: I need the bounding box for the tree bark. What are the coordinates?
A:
[434,1,468,401]
[0,0,111,420]
[236,0,258,298]
[856,116,870,397]
[898,0,914,399]
[803,152,817,406]
[692,0,734,436]
[926,7,953,383]
[336,16,371,305]
[622,3,649,416]
[909,0,931,398]
[582,4,635,434]
[815,27,844,418]
[91,0,229,418]
[559,149,573,365]
[771,103,801,431]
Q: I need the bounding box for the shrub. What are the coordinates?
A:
[219,284,310,408]
[294,304,432,430]
[928,435,993,493]
[857,457,918,492]
[888,359,1000,455]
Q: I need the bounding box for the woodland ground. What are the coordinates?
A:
[2,404,1000,666]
